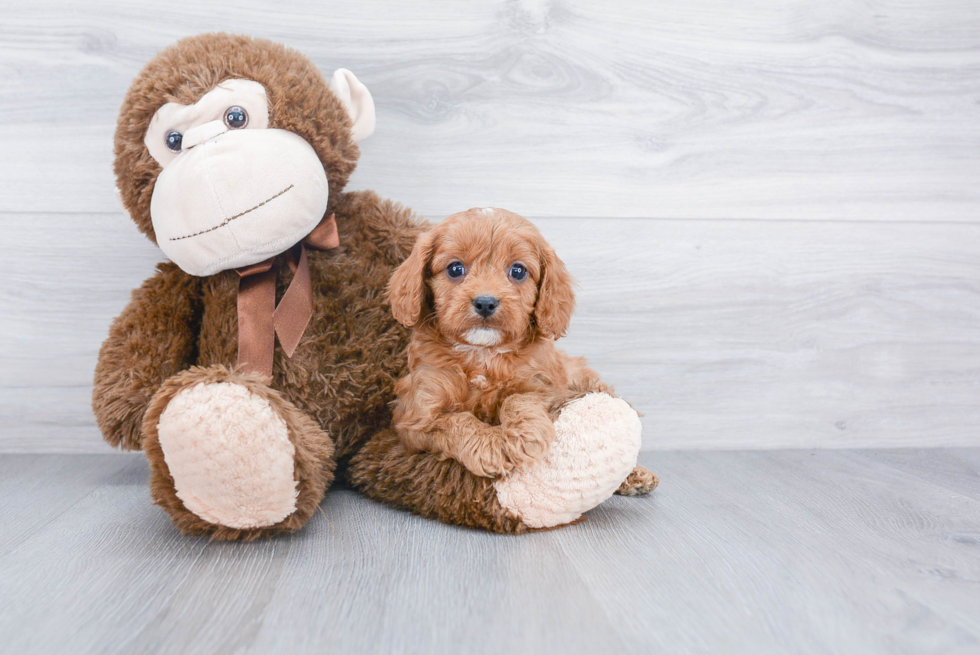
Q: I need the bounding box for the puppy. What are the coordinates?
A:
[388,208,658,493]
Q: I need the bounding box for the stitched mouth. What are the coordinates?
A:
[169,184,295,241]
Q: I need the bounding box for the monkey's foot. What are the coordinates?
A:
[616,466,659,496]
[142,366,334,539]
[493,392,642,529]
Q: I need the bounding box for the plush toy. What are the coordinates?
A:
[94,33,655,540]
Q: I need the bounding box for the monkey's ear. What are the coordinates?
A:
[330,69,376,143]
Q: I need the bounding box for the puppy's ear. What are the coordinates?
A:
[389,227,438,328]
[533,239,575,339]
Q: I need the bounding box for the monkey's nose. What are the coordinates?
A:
[181,119,229,150]
[472,296,499,318]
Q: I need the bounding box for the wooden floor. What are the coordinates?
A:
[1,450,978,655]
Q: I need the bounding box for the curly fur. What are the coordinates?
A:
[388,208,615,477]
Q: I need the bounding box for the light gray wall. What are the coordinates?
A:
[2,0,979,452]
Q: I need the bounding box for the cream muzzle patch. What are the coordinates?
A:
[144,79,328,277]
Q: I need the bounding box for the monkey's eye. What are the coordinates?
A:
[165,131,183,152]
[224,106,248,129]
[509,263,528,281]
[447,261,466,279]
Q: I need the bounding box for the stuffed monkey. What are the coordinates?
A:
[95,33,652,540]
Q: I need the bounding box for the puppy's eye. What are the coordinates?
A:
[165,130,183,152]
[447,261,466,279]
[509,263,528,281]
[224,106,248,129]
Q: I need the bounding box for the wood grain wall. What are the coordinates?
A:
[2,0,979,452]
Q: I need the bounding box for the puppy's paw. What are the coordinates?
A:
[497,394,556,471]
[456,434,546,478]
[501,419,554,469]
[453,398,556,478]
[616,465,659,496]
[453,448,505,478]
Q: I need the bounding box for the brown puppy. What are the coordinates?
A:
[389,207,658,493]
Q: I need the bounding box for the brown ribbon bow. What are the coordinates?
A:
[235,213,340,379]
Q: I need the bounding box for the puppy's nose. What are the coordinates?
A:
[472,296,498,318]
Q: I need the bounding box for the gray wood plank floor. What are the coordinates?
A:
[1,450,978,655]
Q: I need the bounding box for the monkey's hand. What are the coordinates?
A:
[93,262,202,451]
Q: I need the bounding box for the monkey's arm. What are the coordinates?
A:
[92,262,203,451]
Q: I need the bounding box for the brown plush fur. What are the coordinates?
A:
[616,466,659,496]
[347,428,527,534]
[96,34,425,538]
[93,188,422,464]
[93,264,202,451]
[388,208,612,477]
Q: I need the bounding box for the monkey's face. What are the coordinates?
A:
[116,36,377,274]
[116,34,377,278]
[144,79,332,276]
